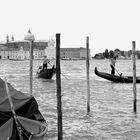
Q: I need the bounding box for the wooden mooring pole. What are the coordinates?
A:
[86,36,90,114]
[56,33,63,140]
[132,41,137,113]
[29,40,34,95]
[24,30,35,96]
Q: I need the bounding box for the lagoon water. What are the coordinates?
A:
[0,59,140,140]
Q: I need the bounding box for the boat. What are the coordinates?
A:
[94,67,140,83]
[0,78,47,140]
[37,65,56,79]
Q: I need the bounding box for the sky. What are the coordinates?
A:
[0,0,140,56]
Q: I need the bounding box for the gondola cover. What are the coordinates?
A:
[0,78,47,140]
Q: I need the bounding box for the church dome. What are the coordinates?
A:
[24,29,35,41]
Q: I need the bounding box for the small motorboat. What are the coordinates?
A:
[94,67,140,83]
[37,65,56,79]
[0,78,47,139]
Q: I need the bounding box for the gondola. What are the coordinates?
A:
[37,65,56,79]
[0,78,47,140]
[94,67,140,83]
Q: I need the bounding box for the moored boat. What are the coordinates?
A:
[0,78,47,139]
[37,65,56,79]
[94,67,140,83]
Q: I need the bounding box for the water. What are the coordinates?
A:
[0,59,140,140]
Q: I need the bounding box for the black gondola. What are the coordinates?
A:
[94,67,140,83]
[37,65,56,79]
[0,78,47,140]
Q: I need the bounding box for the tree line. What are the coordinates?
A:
[94,48,140,59]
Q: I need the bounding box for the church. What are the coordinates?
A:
[0,30,56,60]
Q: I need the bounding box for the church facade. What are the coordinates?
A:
[0,31,89,60]
[0,32,55,60]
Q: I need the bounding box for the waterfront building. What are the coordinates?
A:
[60,47,90,60]
[0,33,56,60]
[0,41,46,60]
[45,38,56,59]
[45,45,55,60]
[0,33,90,60]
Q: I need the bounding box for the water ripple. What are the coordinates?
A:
[1,59,140,139]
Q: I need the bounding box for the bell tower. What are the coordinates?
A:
[11,35,14,41]
[6,34,9,43]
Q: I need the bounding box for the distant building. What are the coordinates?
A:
[60,47,90,60]
[45,38,56,59]
[0,32,56,60]
[0,32,91,60]
[0,40,46,60]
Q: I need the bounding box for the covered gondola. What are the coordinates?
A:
[0,78,47,140]
[94,67,140,83]
[37,65,56,79]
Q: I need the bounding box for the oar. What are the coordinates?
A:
[4,77,23,140]
[111,64,125,83]
[114,66,121,76]
[111,63,122,76]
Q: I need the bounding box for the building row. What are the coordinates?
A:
[0,40,55,60]
[0,33,90,60]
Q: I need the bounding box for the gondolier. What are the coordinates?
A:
[42,55,50,71]
[110,56,116,75]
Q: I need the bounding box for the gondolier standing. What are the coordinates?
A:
[42,55,50,71]
[110,56,116,75]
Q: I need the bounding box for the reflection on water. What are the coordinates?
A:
[0,59,140,140]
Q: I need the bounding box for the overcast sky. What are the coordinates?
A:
[0,0,140,56]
